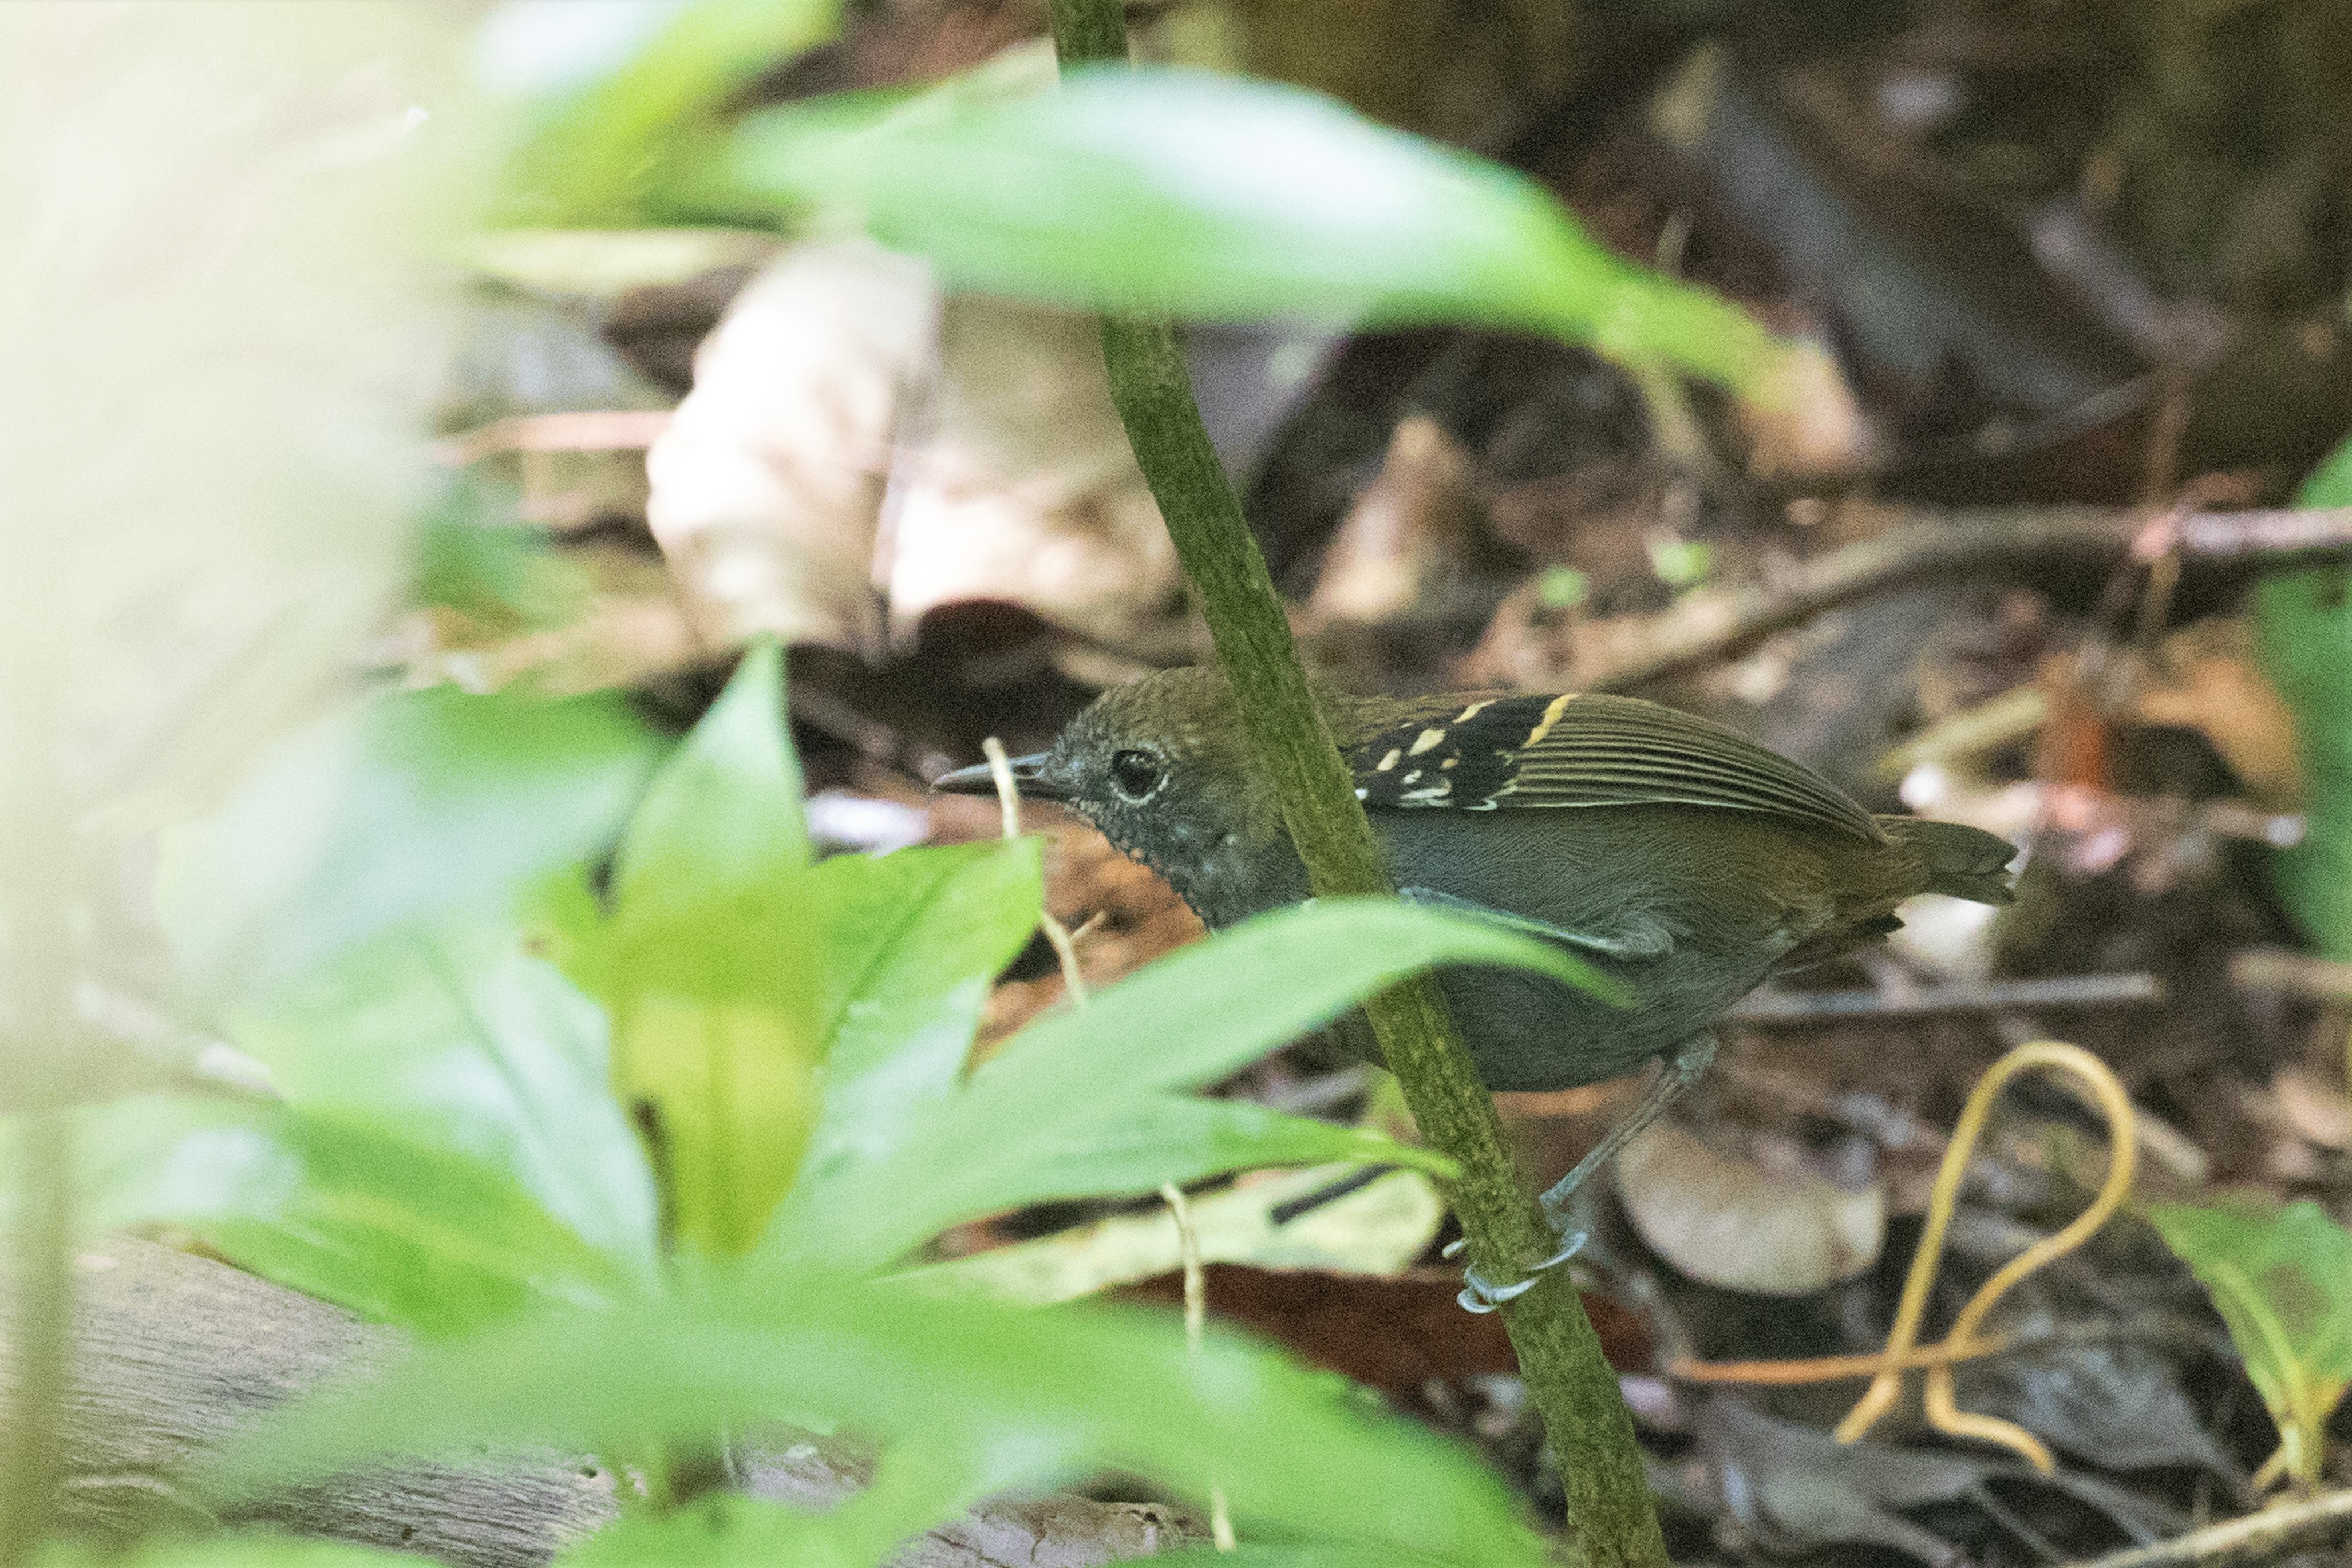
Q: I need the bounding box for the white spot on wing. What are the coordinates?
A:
[1408,727,1448,757]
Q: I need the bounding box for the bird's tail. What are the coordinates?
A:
[1877,817,2018,905]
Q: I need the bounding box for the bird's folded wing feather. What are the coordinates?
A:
[1341,691,1884,844]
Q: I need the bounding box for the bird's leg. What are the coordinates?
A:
[1537,1031,1717,1229]
[1449,1032,1719,1313]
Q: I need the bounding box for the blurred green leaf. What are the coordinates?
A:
[774,898,1608,1271]
[611,639,805,916]
[230,918,658,1278]
[732,66,1788,397]
[594,640,823,1255]
[158,686,661,1007]
[67,1096,626,1335]
[410,476,588,631]
[215,1266,1549,1567]
[797,838,1045,1187]
[38,1534,424,1568]
[2149,1197,2352,1486]
[560,1474,982,1568]
[2255,438,2352,957]
[488,0,839,226]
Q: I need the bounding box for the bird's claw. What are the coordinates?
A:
[1441,1231,1587,1314]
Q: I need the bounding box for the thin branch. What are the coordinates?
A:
[1733,973,2163,1022]
[1544,503,2352,691]
[2060,1487,2352,1568]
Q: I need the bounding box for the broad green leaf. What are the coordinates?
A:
[597,640,823,1254]
[881,1094,1452,1249]
[2150,1197,2352,1486]
[798,838,1044,1184]
[38,1534,423,1568]
[65,1096,626,1335]
[487,0,839,226]
[157,686,661,1006]
[2254,437,2352,956]
[610,639,805,913]
[732,66,1788,397]
[215,1268,1549,1567]
[228,918,658,1278]
[773,898,1608,1270]
[977,898,1620,1105]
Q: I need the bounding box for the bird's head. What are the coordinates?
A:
[934,667,1303,925]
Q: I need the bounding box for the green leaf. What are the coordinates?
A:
[489,0,840,227]
[773,898,1606,1271]
[611,639,806,913]
[2255,437,2352,957]
[157,686,662,1006]
[410,474,588,631]
[67,1096,627,1335]
[228,918,659,1278]
[2149,1197,2352,1486]
[216,1268,1550,1568]
[797,838,1045,1186]
[38,1533,424,1568]
[561,1474,983,1568]
[597,640,823,1255]
[732,66,1788,397]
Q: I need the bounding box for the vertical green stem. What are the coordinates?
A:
[1039,24,1666,1567]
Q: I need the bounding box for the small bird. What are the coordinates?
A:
[936,667,2015,1304]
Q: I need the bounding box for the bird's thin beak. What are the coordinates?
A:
[932,753,1068,801]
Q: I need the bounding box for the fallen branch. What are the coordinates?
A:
[1486,504,2352,691]
[11,1235,1191,1568]
[2060,1487,2352,1568]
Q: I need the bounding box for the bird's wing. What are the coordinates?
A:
[1341,691,1885,844]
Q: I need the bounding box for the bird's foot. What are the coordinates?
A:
[1441,1231,1587,1314]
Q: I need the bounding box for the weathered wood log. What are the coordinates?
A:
[10,1236,1192,1568]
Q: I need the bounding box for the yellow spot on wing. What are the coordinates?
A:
[1456,698,1496,722]
[1375,748,1402,771]
[1408,727,1448,757]
[1521,692,1578,748]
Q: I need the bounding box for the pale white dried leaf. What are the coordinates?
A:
[1618,1120,1884,1296]
[903,1164,1444,1305]
[645,239,935,656]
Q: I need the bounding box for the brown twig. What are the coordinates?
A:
[1733,973,2163,1023]
[1671,1335,2010,1385]
[2059,1487,2352,1568]
[2228,948,2352,1001]
[1544,504,2352,691]
[434,411,674,466]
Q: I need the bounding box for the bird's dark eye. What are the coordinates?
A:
[1109,749,1163,801]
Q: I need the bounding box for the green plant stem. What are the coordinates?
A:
[1041,17,1665,1566]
